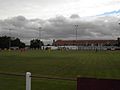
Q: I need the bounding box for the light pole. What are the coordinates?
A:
[75,25,78,50]
[119,22,120,37]
[118,22,120,46]
[9,28,12,50]
[38,27,42,49]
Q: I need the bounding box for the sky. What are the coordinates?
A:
[0,0,120,45]
[0,0,120,19]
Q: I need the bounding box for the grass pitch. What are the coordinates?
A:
[0,50,120,90]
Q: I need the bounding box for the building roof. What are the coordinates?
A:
[54,40,117,46]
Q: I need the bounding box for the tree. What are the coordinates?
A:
[0,36,25,49]
[30,39,44,49]
[19,42,25,48]
[11,38,21,47]
[118,38,120,47]
[0,36,10,49]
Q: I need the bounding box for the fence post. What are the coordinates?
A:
[26,72,31,90]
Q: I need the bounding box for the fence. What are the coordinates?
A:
[0,72,76,90]
[1,72,120,90]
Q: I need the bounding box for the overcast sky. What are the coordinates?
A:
[0,0,120,44]
[0,0,120,19]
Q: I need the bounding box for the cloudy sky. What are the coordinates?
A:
[0,0,120,44]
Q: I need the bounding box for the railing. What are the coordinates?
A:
[1,72,120,90]
[0,72,76,90]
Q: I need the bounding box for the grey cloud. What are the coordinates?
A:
[70,14,80,19]
[0,15,120,44]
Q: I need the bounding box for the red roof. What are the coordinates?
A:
[54,40,116,46]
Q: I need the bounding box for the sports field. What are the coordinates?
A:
[0,50,120,90]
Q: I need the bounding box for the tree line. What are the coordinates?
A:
[0,36,44,50]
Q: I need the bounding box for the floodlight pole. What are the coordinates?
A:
[118,22,120,47]
[39,27,42,49]
[75,25,78,50]
[9,29,12,50]
[119,23,120,37]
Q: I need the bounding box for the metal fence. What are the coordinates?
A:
[1,72,120,90]
[0,72,76,90]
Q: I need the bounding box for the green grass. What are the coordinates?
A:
[0,50,120,90]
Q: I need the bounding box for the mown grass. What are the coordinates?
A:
[0,50,120,90]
